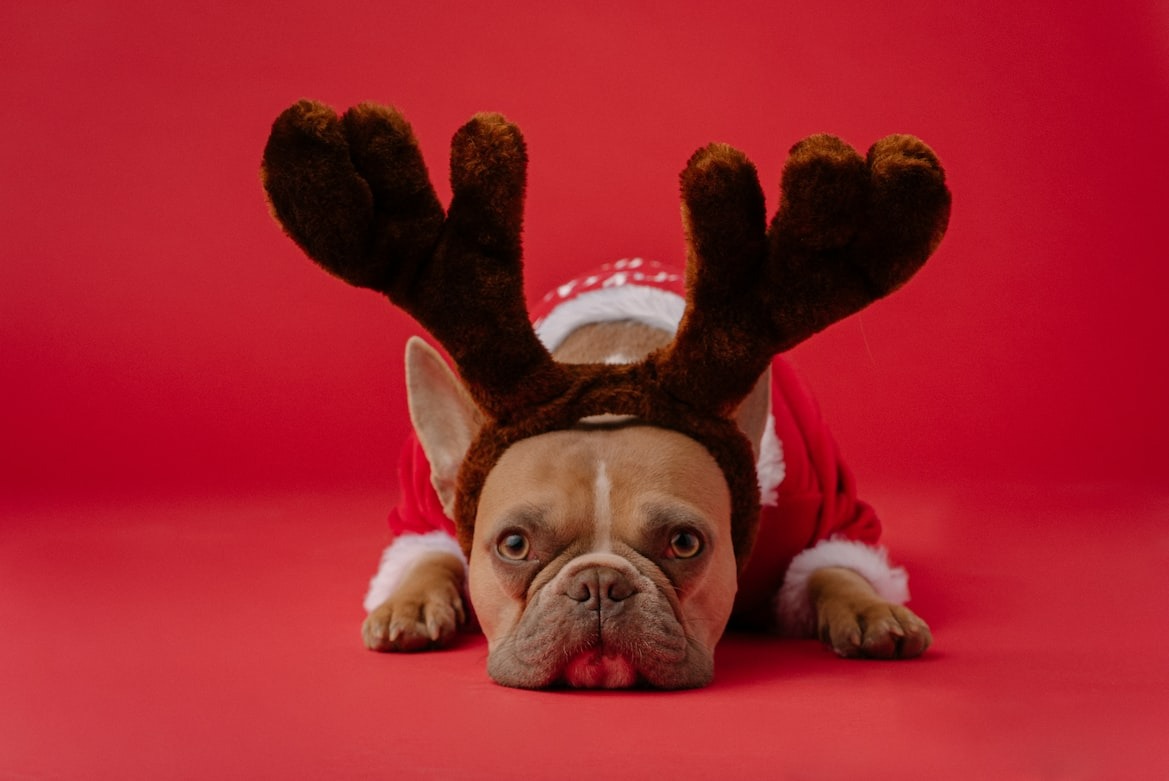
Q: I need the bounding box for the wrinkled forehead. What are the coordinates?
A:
[474,422,732,535]
[455,402,761,567]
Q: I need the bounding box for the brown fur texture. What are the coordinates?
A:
[361,551,466,652]
[552,321,672,365]
[261,100,950,569]
[807,567,932,658]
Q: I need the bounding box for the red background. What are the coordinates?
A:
[3,1,1168,778]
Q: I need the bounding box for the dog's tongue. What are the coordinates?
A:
[563,650,638,689]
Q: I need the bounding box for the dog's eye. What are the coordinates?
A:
[668,529,703,560]
[496,532,531,561]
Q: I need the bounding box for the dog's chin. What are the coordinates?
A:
[486,636,715,690]
[562,649,640,689]
[480,557,722,689]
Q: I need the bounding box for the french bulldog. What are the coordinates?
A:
[259,100,947,689]
[361,263,932,689]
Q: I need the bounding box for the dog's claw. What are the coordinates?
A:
[860,604,931,659]
[818,599,931,660]
[424,601,459,644]
[362,588,466,653]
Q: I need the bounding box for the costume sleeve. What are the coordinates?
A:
[810,433,883,546]
[386,434,457,539]
[769,358,909,635]
[769,357,882,546]
[363,435,465,613]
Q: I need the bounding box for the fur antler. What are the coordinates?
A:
[656,135,950,418]
[261,101,950,565]
[261,100,570,420]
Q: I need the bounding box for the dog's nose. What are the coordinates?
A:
[566,567,636,608]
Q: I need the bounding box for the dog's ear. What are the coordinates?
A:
[405,337,484,518]
[733,365,771,461]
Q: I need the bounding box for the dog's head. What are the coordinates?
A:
[261,100,950,687]
[405,330,772,687]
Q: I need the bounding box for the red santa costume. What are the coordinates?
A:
[364,259,910,634]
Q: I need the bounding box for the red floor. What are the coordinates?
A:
[4,1,1168,778]
[3,481,1166,778]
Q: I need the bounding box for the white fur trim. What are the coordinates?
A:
[534,284,685,353]
[362,531,468,613]
[533,269,786,501]
[774,537,910,636]
[756,415,784,506]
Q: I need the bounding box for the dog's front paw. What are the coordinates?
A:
[817,599,932,659]
[362,582,466,653]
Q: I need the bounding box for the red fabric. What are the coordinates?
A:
[386,437,457,539]
[390,264,880,624]
[528,257,683,322]
[735,358,881,623]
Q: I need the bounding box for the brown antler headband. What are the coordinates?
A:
[261,100,950,568]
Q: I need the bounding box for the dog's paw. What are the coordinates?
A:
[362,582,466,653]
[817,599,932,660]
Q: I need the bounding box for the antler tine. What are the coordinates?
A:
[658,134,950,420]
[764,134,951,349]
[654,143,773,418]
[262,102,567,421]
[261,100,445,293]
[411,113,570,420]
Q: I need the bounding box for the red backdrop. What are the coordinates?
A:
[3,2,1168,778]
[5,1,1167,500]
